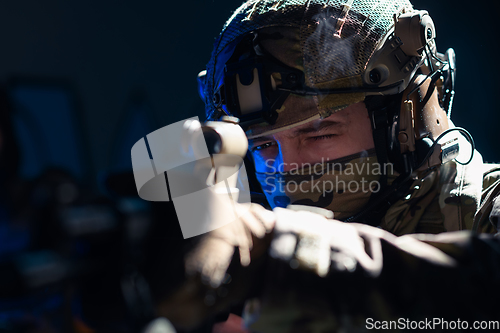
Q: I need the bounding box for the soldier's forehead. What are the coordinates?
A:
[250,117,347,144]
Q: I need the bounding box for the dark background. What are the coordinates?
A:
[0,0,498,191]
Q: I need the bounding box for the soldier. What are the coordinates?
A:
[157,0,500,332]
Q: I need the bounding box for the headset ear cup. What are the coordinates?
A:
[421,14,436,45]
[395,10,435,57]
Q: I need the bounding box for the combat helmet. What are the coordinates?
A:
[198,0,469,223]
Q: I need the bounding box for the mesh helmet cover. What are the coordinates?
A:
[204,0,414,137]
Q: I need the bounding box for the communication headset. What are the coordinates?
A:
[349,9,473,224]
[365,9,473,176]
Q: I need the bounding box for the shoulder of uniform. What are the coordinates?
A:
[482,162,500,191]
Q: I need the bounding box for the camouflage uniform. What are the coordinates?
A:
[382,152,500,235]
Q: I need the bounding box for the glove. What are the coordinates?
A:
[269,207,455,278]
[270,208,384,278]
[185,202,275,288]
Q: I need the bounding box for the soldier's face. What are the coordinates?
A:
[249,96,374,173]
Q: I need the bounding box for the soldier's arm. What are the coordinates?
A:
[257,209,500,328]
[156,206,500,331]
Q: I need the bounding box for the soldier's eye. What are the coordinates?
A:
[251,141,277,152]
[310,134,336,141]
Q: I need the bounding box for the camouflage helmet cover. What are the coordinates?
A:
[204,0,414,137]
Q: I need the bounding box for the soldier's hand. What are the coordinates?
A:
[157,204,274,329]
[270,208,384,277]
[185,203,275,287]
